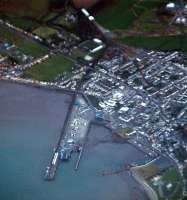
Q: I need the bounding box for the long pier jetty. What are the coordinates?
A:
[44,94,76,181]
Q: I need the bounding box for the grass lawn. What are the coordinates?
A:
[161,167,181,199]
[71,47,87,60]
[0,25,48,57]
[18,41,48,57]
[95,0,164,30]
[120,35,187,54]
[132,9,165,33]
[2,15,40,31]
[95,0,186,55]
[33,26,58,38]
[40,12,59,22]
[95,0,138,30]
[117,127,133,137]
[22,54,73,81]
[162,168,179,182]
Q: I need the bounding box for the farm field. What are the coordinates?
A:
[23,54,73,81]
[0,25,48,57]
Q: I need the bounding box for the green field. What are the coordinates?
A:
[162,168,179,182]
[95,0,137,30]
[19,41,48,58]
[40,12,58,22]
[71,47,88,60]
[95,0,164,30]
[116,127,134,137]
[0,26,48,57]
[120,35,187,54]
[95,0,187,55]
[23,54,73,81]
[33,26,58,38]
[1,15,40,31]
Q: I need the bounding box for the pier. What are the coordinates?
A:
[74,146,83,171]
[44,94,76,181]
[44,93,94,181]
[44,152,59,181]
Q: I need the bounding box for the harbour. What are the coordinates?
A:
[44,92,95,180]
[0,81,148,200]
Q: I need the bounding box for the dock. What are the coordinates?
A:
[44,152,59,181]
[74,146,83,171]
[44,93,94,180]
[74,122,91,171]
[44,94,76,181]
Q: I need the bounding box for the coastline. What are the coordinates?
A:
[131,167,159,200]
[0,80,148,200]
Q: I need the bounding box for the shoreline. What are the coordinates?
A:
[0,80,148,200]
[1,78,150,154]
[0,77,77,95]
[131,167,158,200]
[0,78,151,200]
